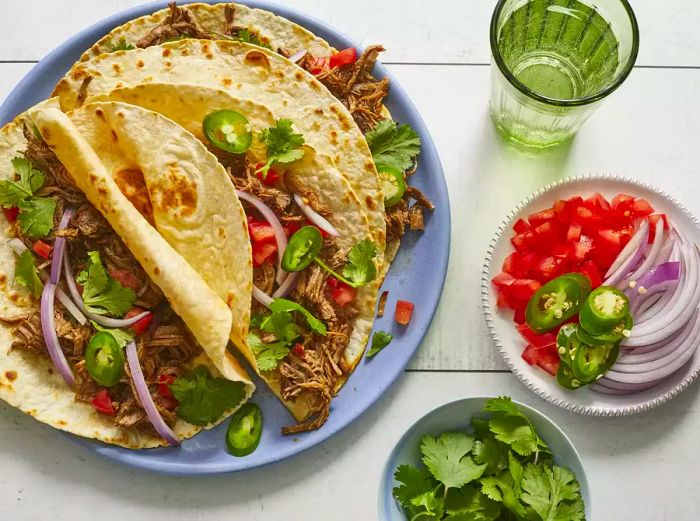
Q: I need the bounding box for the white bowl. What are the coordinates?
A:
[481,175,700,416]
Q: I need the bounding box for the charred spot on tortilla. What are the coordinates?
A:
[366,196,377,210]
[58,420,66,426]
[164,60,173,69]
[0,273,7,284]
[217,226,226,239]
[117,111,125,119]
[115,82,124,89]
[330,130,338,145]
[150,167,197,219]
[314,108,324,115]
[244,50,270,70]
[70,68,87,81]
[94,108,106,121]
[221,77,233,87]
[180,48,190,56]
[154,266,160,275]
[162,48,172,58]
[110,129,119,142]
[226,292,234,306]
[5,371,17,382]
[114,168,155,224]
[112,63,122,74]
[136,59,145,68]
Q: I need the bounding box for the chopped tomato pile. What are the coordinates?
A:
[492,193,656,375]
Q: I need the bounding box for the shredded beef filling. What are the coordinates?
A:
[5,133,201,435]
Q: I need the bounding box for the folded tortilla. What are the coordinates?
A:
[0,101,254,448]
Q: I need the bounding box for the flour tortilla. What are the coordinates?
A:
[0,101,254,448]
[88,85,378,421]
[54,38,387,270]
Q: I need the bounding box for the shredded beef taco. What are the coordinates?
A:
[73,1,434,271]
[0,100,254,449]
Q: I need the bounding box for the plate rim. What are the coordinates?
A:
[481,174,700,416]
[0,0,451,474]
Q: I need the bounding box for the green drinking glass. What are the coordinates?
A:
[489,0,639,148]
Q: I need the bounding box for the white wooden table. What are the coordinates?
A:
[1,1,700,519]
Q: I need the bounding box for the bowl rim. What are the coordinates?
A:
[377,395,590,520]
[481,174,700,416]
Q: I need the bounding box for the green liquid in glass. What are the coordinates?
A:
[497,0,620,100]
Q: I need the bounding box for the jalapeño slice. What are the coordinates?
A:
[556,362,582,390]
[579,286,630,336]
[556,323,578,363]
[526,274,590,333]
[572,341,619,384]
[576,314,633,345]
[85,332,125,387]
[377,164,406,208]
[226,402,263,457]
[203,110,252,154]
[281,226,323,272]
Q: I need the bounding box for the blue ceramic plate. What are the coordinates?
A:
[0,1,449,474]
[378,397,591,520]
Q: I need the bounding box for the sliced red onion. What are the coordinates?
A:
[590,378,663,394]
[604,221,648,285]
[236,190,288,285]
[125,341,180,446]
[8,238,27,255]
[272,271,298,298]
[38,270,87,325]
[631,282,674,318]
[252,285,273,307]
[626,261,680,307]
[62,255,150,328]
[622,218,665,287]
[288,50,307,63]
[50,208,74,284]
[40,282,74,386]
[293,193,340,237]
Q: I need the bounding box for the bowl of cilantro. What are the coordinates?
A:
[379,396,590,520]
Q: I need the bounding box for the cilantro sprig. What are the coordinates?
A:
[109,37,134,52]
[248,298,326,372]
[366,330,393,358]
[14,249,43,297]
[0,157,55,239]
[315,238,378,288]
[366,119,421,172]
[256,119,305,177]
[170,366,248,425]
[76,251,136,317]
[392,397,586,521]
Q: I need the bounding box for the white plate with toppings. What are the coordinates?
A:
[482,175,700,415]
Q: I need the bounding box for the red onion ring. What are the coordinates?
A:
[623,218,665,286]
[62,255,150,328]
[38,269,87,325]
[272,271,298,298]
[40,282,75,386]
[50,208,74,284]
[604,221,649,285]
[125,341,180,446]
[288,50,307,63]
[236,190,288,285]
[626,261,680,307]
[293,194,340,237]
[252,285,273,307]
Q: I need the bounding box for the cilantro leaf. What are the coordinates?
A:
[485,397,548,457]
[472,437,508,476]
[257,119,305,176]
[90,321,135,348]
[444,485,501,521]
[342,239,377,286]
[14,249,43,297]
[366,119,421,172]
[480,472,528,519]
[109,37,134,52]
[366,330,393,358]
[393,464,438,510]
[248,332,290,372]
[411,486,445,519]
[76,251,136,317]
[470,417,492,439]
[233,28,271,49]
[521,464,585,521]
[0,158,44,207]
[17,196,56,239]
[269,298,326,335]
[421,432,487,490]
[260,310,300,342]
[170,366,247,425]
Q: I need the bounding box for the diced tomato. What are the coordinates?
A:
[648,214,669,243]
[3,206,19,223]
[158,373,176,400]
[566,222,582,242]
[161,396,179,411]
[326,276,339,291]
[571,235,594,262]
[553,199,567,218]
[91,389,116,416]
[520,251,541,273]
[248,220,276,243]
[255,165,280,185]
[314,224,330,239]
[597,228,623,248]
[507,279,541,301]
[252,241,278,267]
[329,48,357,68]
[125,307,153,335]
[612,194,634,209]
[575,205,602,232]
[292,343,306,357]
[513,218,530,234]
[32,240,52,260]
[331,282,357,307]
[632,198,654,218]
[536,256,558,280]
[533,220,559,240]
[395,300,414,326]
[575,260,602,288]
[535,346,560,376]
[527,209,555,227]
[109,268,140,290]
[522,344,539,366]
[585,192,611,213]
[551,243,570,260]
[513,306,526,325]
[492,272,515,287]
[284,221,303,237]
[511,231,535,251]
[502,252,523,276]
[516,324,556,348]
[310,56,330,74]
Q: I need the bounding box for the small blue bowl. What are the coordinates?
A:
[379,397,591,520]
